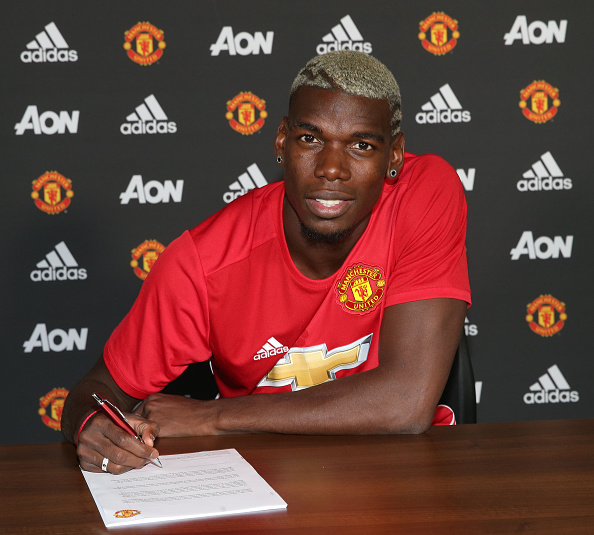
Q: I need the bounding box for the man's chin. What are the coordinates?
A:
[299,221,351,244]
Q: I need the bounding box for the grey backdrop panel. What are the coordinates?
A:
[1,1,591,443]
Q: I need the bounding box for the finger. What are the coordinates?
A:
[126,413,160,448]
[79,437,153,475]
[77,441,138,474]
[78,414,157,472]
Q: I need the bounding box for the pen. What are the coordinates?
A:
[91,392,163,468]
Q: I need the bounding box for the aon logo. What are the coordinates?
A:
[504,16,567,45]
[15,106,79,135]
[119,175,184,204]
[210,27,274,56]
[23,324,88,353]
[510,231,573,260]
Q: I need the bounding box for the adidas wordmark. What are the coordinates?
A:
[517,151,572,191]
[120,94,177,135]
[224,163,268,203]
[415,84,471,124]
[253,337,289,361]
[523,365,579,404]
[21,22,78,63]
[316,15,372,55]
[30,241,87,282]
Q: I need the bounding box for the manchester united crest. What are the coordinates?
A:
[130,240,165,280]
[418,12,459,55]
[526,294,567,337]
[38,387,68,430]
[519,81,560,123]
[336,264,386,314]
[123,22,166,65]
[115,510,141,519]
[226,92,267,135]
[31,171,73,214]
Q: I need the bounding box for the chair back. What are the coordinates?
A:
[438,332,477,424]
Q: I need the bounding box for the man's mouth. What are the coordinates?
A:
[316,199,342,208]
[306,197,352,219]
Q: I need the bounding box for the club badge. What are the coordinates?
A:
[336,264,386,314]
[38,387,68,430]
[418,12,459,55]
[519,81,560,123]
[31,171,73,214]
[123,22,166,65]
[526,294,567,336]
[226,92,267,135]
[130,240,166,280]
[115,510,141,519]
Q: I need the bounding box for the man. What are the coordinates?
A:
[62,50,470,474]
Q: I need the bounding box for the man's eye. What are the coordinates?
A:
[300,134,316,143]
[356,141,373,151]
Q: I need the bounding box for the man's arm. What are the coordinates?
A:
[139,297,466,436]
[61,357,161,474]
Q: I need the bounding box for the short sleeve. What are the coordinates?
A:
[104,231,211,399]
[385,155,471,307]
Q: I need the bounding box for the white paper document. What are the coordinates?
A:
[81,448,287,527]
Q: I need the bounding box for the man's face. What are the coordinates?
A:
[276,86,404,244]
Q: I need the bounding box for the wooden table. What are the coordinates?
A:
[1,419,593,534]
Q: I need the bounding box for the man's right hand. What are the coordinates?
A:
[76,411,161,474]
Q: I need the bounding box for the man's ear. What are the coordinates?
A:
[386,132,405,180]
[274,117,289,163]
[391,132,405,171]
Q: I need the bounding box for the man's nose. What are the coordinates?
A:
[314,145,350,182]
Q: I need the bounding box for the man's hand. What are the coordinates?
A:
[61,356,163,474]
[76,412,161,474]
[136,393,219,437]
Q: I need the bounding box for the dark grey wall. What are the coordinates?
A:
[2,1,591,443]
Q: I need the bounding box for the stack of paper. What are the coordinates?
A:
[82,448,287,527]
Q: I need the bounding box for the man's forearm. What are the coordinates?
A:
[61,357,139,444]
[144,365,439,437]
[208,300,465,436]
[124,299,467,438]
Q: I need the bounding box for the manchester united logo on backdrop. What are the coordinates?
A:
[226,92,267,135]
[336,264,385,314]
[526,295,567,337]
[123,22,166,65]
[519,81,560,123]
[31,171,73,214]
[418,12,459,55]
[130,240,165,280]
[38,387,68,430]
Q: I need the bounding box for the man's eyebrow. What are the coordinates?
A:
[292,122,386,143]
[293,121,321,132]
[354,131,386,144]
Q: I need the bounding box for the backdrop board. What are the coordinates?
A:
[1,1,591,444]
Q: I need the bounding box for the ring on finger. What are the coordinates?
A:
[101,457,109,472]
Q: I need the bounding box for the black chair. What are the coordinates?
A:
[438,332,477,424]
[160,360,218,400]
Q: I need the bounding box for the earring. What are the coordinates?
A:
[276,156,283,164]
[390,169,397,178]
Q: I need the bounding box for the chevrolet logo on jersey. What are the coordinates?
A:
[257,335,372,391]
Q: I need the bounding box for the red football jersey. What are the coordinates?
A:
[105,153,470,405]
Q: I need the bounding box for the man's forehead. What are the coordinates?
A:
[288,86,391,129]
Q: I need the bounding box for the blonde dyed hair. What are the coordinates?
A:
[290,50,402,135]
